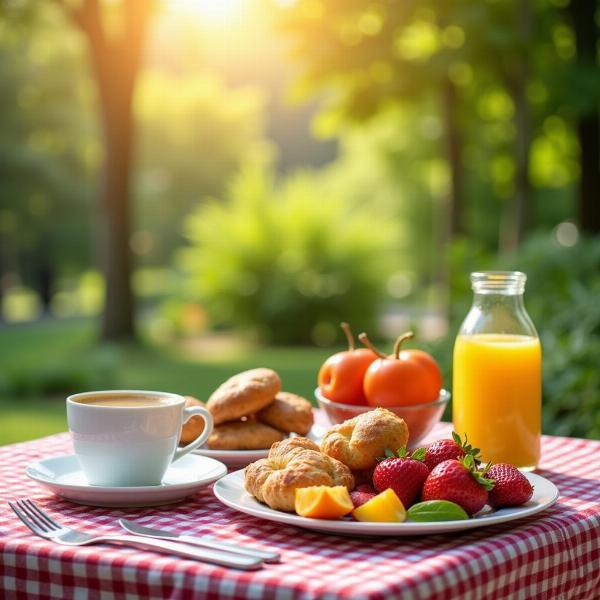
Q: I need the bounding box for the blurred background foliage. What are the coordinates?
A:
[0,0,599,443]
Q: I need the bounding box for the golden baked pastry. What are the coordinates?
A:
[256,391,314,435]
[180,396,207,444]
[207,421,285,450]
[206,368,281,425]
[245,437,354,512]
[320,408,409,471]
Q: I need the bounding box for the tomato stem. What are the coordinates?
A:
[340,322,355,351]
[358,332,387,359]
[393,331,414,359]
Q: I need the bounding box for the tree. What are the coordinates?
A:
[0,7,94,315]
[568,0,600,233]
[55,0,155,339]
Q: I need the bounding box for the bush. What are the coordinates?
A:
[498,234,600,439]
[3,345,118,397]
[179,167,400,344]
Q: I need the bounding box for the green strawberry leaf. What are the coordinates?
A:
[411,447,426,461]
[384,448,395,458]
[407,500,469,522]
[460,455,495,490]
[473,470,495,491]
[463,454,475,469]
[396,447,409,458]
[452,431,482,461]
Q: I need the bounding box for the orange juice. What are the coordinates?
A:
[453,333,541,469]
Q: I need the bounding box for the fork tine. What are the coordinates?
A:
[22,500,61,531]
[15,500,52,532]
[8,501,43,534]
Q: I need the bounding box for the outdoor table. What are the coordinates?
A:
[1,416,599,600]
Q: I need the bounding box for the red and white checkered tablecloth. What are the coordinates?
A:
[1,419,599,600]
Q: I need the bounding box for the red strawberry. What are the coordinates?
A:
[423,432,480,471]
[354,484,376,493]
[350,489,376,508]
[422,455,494,516]
[486,464,533,508]
[372,448,429,508]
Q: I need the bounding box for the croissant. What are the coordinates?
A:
[320,408,409,470]
[244,437,354,512]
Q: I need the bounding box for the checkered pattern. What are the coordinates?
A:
[1,417,600,600]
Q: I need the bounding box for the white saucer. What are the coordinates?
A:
[214,470,559,536]
[193,425,327,469]
[26,453,227,508]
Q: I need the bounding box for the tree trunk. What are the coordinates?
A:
[501,0,532,255]
[438,77,463,324]
[62,0,153,340]
[443,77,464,238]
[577,114,600,232]
[569,0,600,233]
[501,77,531,254]
[98,85,135,339]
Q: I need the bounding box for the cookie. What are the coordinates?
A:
[206,421,285,450]
[206,368,281,425]
[180,396,207,444]
[257,391,314,435]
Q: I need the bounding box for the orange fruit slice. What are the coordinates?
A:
[295,485,354,519]
[352,488,406,522]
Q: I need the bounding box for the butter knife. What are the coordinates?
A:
[119,519,280,563]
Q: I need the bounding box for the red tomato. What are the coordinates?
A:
[318,323,377,405]
[359,332,443,406]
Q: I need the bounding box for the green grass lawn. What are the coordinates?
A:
[0,318,329,446]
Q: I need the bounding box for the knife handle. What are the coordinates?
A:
[180,534,280,563]
[103,535,263,570]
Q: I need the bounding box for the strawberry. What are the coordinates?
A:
[372,447,429,508]
[423,432,480,472]
[354,484,376,493]
[422,455,494,516]
[486,464,533,508]
[350,488,376,508]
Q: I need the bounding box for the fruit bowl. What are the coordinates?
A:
[314,388,450,447]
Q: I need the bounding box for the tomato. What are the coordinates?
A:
[359,332,443,406]
[318,323,377,405]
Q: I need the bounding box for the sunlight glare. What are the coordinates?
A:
[167,0,242,24]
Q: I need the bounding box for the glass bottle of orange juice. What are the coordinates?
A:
[453,271,541,470]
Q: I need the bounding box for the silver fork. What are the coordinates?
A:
[9,499,262,570]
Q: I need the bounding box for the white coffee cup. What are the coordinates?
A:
[66,390,213,487]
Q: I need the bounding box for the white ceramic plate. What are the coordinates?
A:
[213,470,559,536]
[194,425,327,469]
[26,453,227,508]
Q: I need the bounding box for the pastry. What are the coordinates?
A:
[245,437,354,512]
[207,421,285,450]
[320,408,409,471]
[206,368,281,425]
[256,391,314,435]
[180,396,207,444]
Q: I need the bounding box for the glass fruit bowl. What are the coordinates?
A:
[314,388,450,448]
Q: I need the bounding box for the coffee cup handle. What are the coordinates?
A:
[173,406,214,463]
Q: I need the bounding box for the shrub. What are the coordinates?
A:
[179,167,400,344]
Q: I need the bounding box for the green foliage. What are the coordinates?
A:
[180,166,399,344]
[135,72,273,265]
[0,8,96,288]
[498,234,600,439]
